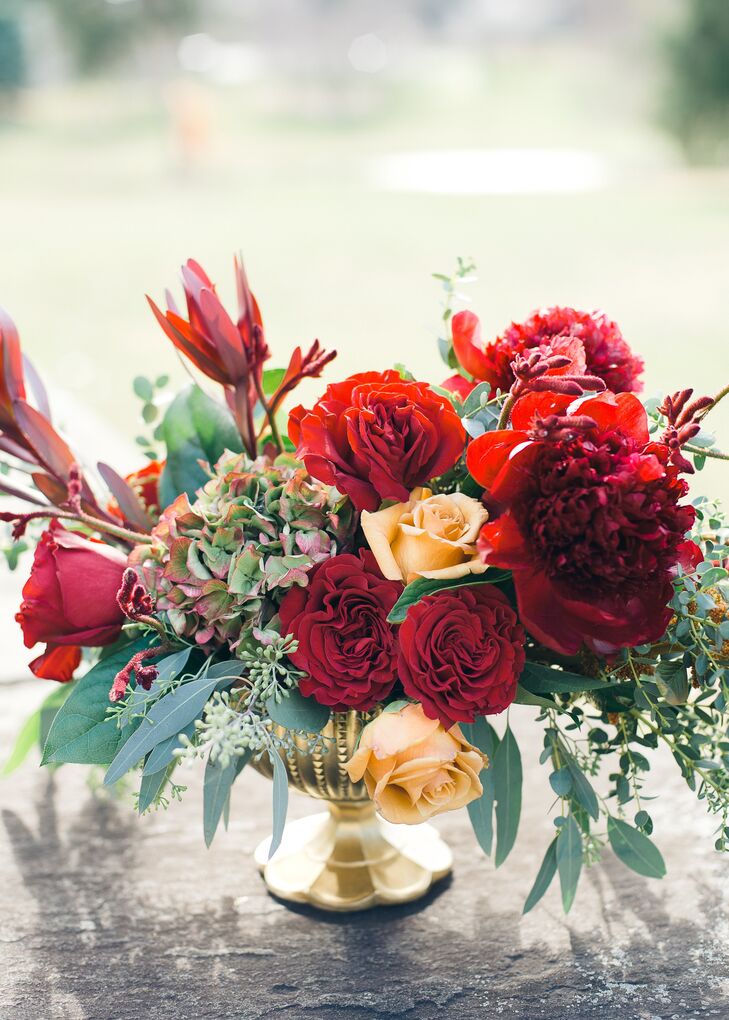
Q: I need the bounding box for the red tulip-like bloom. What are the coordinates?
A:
[289,370,466,512]
[279,550,402,711]
[466,391,700,655]
[398,584,525,728]
[452,306,643,396]
[15,521,128,682]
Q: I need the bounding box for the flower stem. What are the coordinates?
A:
[699,382,729,421]
[683,444,729,463]
[254,375,284,453]
[497,394,516,430]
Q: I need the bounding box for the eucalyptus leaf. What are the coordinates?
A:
[462,718,499,857]
[566,760,599,821]
[556,814,582,913]
[523,838,558,914]
[138,764,170,813]
[493,725,522,867]
[549,768,573,797]
[266,688,330,733]
[204,749,252,847]
[520,662,615,695]
[607,817,666,879]
[142,721,195,775]
[104,673,223,786]
[269,751,289,859]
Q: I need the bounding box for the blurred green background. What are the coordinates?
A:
[0,0,727,508]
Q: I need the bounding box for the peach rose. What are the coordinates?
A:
[361,487,488,584]
[344,702,487,824]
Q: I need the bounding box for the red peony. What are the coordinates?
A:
[279,550,402,711]
[397,584,525,727]
[289,371,466,512]
[466,391,700,655]
[16,521,128,682]
[452,306,643,396]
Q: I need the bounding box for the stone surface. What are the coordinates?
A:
[1,677,728,1020]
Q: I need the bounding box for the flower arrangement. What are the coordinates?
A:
[2,256,728,915]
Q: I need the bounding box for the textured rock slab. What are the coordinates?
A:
[1,679,728,1020]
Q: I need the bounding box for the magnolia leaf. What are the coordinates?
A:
[523,838,558,914]
[462,717,499,857]
[159,384,243,504]
[520,662,614,696]
[607,817,666,879]
[269,751,289,859]
[556,814,583,913]
[42,640,150,766]
[493,725,522,867]
[387,570,511,624]
[266,688,330,733]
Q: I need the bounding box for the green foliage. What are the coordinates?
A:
[607,817,666,879]
[0,16,24,91]
[523,838,558,914]
[462,717,499,857]
[42,641,150,766]
[159,385,243,505]
[266,688,330,734]
[269,751,289,859]
[493,725,522,867]
[2,684,70,775]
[556,815,582,913]
[387,570,511,624]
[432,256,477,370]
[203,750,251,847]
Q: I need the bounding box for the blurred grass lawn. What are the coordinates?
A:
[0,43,727,502]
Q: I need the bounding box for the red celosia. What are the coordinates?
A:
[289,370,466,512]
[466,391,700,655]
[452,306,643,396]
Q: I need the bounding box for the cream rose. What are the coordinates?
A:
[361,487,488,584]
[344,702,487,825]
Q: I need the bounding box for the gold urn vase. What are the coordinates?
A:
[251,709,453,912]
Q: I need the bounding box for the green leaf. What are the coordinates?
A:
[269,751,289,859]
[655,660,689,705]
[462,717,499,857]
[549,768,572,797]
[556,814,582,913]
[2,706,41,776]
[159,384,243,505]
[514,685,556,710]
[523,838,558,914]
[462,382,493,416]
[39,684,72,750]
[262,368,286,395]
[104,672,226,786]
[203,750,252,847]
[607,817,666,879]
[493,725,522,867]
[565,760,599,821]
[42,640,150,766]
[387,570,511,624]
[265,688,331,734]
[520,661,615,695]
[382,699,413,714]
[133,375,154,401]
[138,764,170,813]
[142,721,195,775]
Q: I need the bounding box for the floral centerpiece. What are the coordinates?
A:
[2,257,728,914]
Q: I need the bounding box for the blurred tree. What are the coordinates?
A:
[44,0,198,74]
[663,0,729,160]
[0,13,25,95]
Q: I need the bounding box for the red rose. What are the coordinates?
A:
[289,370,466,512]
[452,306,644,396]
[16,521,128,682]
[398,585,525,727]
[279,550,402,711]
[466,390,700,655]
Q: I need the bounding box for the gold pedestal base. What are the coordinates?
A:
[254,802,453,912]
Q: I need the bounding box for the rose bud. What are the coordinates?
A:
[361,486,488,584]
[345,702,487,825]
[15,521,128,682]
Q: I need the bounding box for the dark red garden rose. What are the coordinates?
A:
[397,584,525,727]
[278,550,402,711]
[16,521,128,682]
[289,370,466,512]
[452,306,643,396]
[466,390,700,656]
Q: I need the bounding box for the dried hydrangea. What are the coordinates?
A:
[133,451,356,652]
